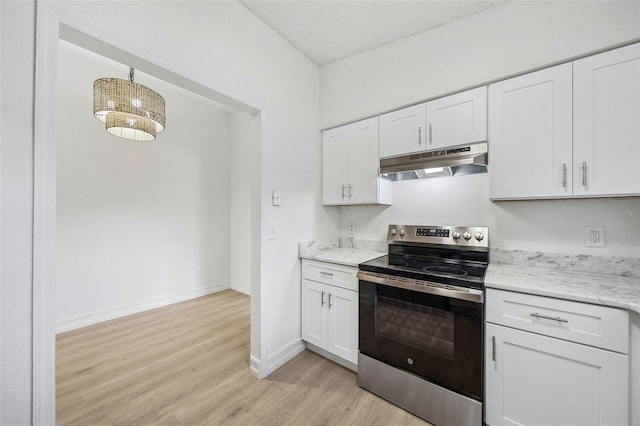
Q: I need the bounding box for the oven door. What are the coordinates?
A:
[359,276,483,401]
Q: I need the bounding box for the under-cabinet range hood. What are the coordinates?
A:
[380,142,488,181]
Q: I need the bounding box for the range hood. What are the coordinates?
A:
[380,142,488,181]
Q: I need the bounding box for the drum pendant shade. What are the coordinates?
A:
[93,68,166,141]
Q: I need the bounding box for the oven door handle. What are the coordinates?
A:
[357,271,484,303]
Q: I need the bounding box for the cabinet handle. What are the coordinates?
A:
[349,184,353,199]
[321,291,325,307]
[428,124,433,145]
[328,293,333,309]
[491,336,496,362]
[561,163,567,188]
[530,312,568,323]
[320,271,334,277]
[418,126,422,145]
[580,161,587,187]
[341,184,346,199]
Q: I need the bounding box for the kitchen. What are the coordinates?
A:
[2,1,640,425]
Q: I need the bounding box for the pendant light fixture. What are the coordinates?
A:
[93,67,166,142]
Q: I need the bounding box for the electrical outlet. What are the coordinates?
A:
[195,268,202,278]
[268,223,278,240]
[348,221,356,234]
[584,226,605,248]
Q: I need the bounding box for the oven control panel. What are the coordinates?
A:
[388,225,488,248]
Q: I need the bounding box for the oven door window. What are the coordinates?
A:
[376,296,454,360]
[359,280,482,401]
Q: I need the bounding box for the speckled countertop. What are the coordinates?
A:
[486,249,640,314]
[298,237,386,268]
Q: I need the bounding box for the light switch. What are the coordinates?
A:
[272,190,281,206]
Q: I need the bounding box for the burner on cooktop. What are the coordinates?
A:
[423,265,469,277]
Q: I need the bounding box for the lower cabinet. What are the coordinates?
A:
[301,258,359,365]
[301,278,358,364]
[485,289,629,426]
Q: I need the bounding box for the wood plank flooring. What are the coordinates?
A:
[57,290,428,425]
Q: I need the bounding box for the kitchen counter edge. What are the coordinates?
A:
[485,263,640,315]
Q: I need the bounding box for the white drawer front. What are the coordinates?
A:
[486,289,629,353]
[302,259,358,291]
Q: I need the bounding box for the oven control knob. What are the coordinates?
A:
[475,232,485,241]
[390,228,397,236]
[452,231,461,240]
[399,228,405,237]
[463,231,472,240]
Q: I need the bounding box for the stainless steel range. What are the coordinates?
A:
[357,225,489,426]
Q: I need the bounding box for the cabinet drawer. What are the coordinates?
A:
[486,289,629,353]
[302,259,358,291]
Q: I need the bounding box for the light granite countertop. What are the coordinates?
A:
[299,247,386,268]
[486,249,640,314]
[298,238,386,268]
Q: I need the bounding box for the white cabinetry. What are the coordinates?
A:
[490,42,640,199]
[489,64,573,199]
[426,86,487,150]
[379,87,487,158]
[485,289,629,426]
[322,117,391,205]
[573,43,640,196]
[379,103,426,158]
[301,259,358,365]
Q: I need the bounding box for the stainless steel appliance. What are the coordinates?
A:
[380,142,488,181]
[357,225,488,426]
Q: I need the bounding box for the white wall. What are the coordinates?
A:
[55,41,233,331]
[230,111,253,295]
[321,1,640,258]
[1,2,35,423]
[320,1,640,128]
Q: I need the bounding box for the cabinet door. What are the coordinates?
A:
[347,117,379,204]
[426,86,487,150]
[326,286,358,364]
[322,125,348,205]
[489,64,573,199]
[301,279,328,349]
[485,323,629,426]
[379,103,426,158]
[573,43,640,196]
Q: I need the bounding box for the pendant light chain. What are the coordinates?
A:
[128,67,135,83]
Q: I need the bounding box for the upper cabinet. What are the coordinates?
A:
[490,42,640,200]
[489,64,573,199]
[378,103,426,158]
[426,86,487,150]
[379,87,487,159]
[322,117,392,206]
[573,43,640,196]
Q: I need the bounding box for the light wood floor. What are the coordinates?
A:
[57,290,428,425]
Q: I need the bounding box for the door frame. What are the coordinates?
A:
[33,3,263,423]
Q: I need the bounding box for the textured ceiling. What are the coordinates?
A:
[240,0,509,66]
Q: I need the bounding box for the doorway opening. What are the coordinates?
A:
[33,9,264,423]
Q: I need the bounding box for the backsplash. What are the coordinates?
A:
[491,248,640,278]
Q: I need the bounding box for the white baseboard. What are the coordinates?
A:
[266,338,305,376]
[230,280,251,296]
[56,281,230,333]
[250,355,261,378]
